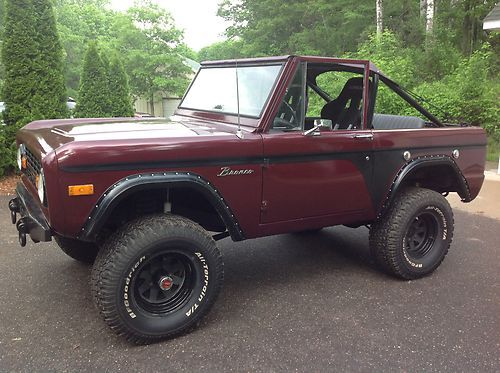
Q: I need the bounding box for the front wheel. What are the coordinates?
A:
[369,187,454,280]
[90,214,224,344]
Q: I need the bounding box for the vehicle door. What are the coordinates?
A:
[260,61,375,225]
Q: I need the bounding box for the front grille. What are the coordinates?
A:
[24,147,41,187]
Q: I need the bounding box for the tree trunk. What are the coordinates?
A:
[149,91,155,116]
[376,0,383,37]
[461,0,475,55]
[420,0,427,19]
[425,0,434,36]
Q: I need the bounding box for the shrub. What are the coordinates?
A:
[108,55,134,117]
[0,123,20,177]
[414,45,499,135]
[1,0,67,176]
[1,0,37,127]
[74,43,112,118]
[30,0,68,120]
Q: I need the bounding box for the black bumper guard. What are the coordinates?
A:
[8,183,52,247]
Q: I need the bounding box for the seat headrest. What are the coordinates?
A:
[320,77,370,124]
[338,77,364,98]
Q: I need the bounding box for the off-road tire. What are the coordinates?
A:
[90,214,224,344]
[369,187,454,280]
[55,236,99,264]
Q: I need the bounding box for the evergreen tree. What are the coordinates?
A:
[31,0,68,119]
[108,55,134,117]
[1,0,37,126]
[74,43,111,118]
[100,51,113,115]
[0,0,37,175]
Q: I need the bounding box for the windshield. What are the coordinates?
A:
[180,64,282,119]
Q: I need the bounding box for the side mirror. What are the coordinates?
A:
[304,119,333,136]
[316,119,333,129]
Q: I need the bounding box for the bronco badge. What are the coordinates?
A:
[217,166,254,177]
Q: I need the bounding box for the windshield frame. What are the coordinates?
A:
[178,63,285,123]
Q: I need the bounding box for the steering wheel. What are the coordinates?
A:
[281,101,297,123]
[272,100,298,130]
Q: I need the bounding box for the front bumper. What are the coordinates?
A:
[8,182,52,246]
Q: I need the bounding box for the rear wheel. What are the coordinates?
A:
[55,236,99,264]
[90,214,224,344]
[369,187,454,279]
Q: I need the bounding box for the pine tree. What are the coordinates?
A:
[108,55,134,117]
[30,0,68,120]
[74,43,112,118]
[1,0,37,127]
[0,0,37,175]
[100,52,113,115]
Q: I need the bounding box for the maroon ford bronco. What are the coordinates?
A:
[9,55,486,343]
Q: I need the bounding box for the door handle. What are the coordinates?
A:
[352,133,373,140]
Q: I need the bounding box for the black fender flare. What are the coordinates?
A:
[77,172,245,242]
[377,155,471,218]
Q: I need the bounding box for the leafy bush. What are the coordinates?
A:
[356,32,420,117]
[355,33,499,138]
[414,45,499,134]
[357,31,417,86]
[412,32,462,82]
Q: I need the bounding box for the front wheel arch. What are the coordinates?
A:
[77,172,245,243]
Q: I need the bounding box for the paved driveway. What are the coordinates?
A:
[0,191,499,372]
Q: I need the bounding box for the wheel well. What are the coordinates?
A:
[398,164,468,198]
[97,187,227,241]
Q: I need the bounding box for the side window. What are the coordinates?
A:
[305,87,323,117]
[272,63,305,131]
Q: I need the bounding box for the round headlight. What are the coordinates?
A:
[17,147,22,170]
[17,144,26,170]
[37,169,45,203]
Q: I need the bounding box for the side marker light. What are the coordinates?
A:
[68,184,94,196]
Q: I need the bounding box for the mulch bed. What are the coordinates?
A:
[0,174,20,196]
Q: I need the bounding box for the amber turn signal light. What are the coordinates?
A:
[68,184,94,196]
[21,156,27,169]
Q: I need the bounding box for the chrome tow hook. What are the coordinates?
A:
[16,218,28,247]
[18,232,27,247]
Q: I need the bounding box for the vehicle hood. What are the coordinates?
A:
[18,116,241,155]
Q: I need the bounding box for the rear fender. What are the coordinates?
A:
[378,155,470,218]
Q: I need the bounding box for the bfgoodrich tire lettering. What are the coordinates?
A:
[90,214,223,344]
[369,187,454,280]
